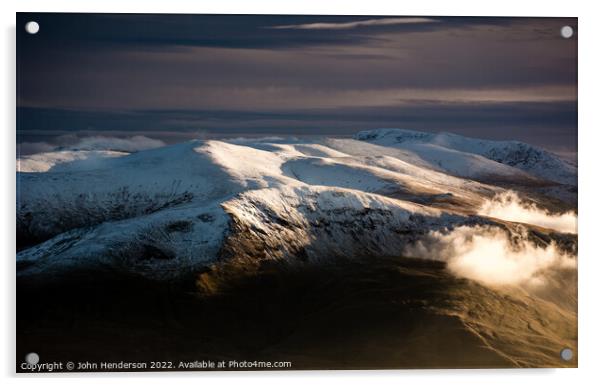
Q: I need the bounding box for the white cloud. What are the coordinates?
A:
[403,225,576,287]
[479,191,577,234]
[270,17,438,30]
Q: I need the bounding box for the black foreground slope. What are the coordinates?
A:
[17,255,576,371]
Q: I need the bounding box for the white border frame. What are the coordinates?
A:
[3,1,601,385]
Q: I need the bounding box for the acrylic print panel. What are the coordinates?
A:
[16,13,577,372]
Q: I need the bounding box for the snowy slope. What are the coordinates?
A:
[324,137,539,186]
[355,128,576,185]
[17,141,247,246]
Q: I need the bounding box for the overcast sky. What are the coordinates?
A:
[17,13,577,156]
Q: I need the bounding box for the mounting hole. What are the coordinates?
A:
[560,348,573,361]
[560,25,573,39]
[25,352,39,365]
[25,21,39,35]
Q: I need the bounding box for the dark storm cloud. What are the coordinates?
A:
[18,14,576,108]
[16,13,577,153]
[16,14,513,51]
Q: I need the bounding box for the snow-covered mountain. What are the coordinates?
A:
[16,130,577,281]
[16,130,579,370]
[355,128,577,185]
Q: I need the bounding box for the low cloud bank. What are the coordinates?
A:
[18,142,56,156]
[69,136,165,152]
[18,136,166,156]
[479,191,577,234]
[404,225,575,287]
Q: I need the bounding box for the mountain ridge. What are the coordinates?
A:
[355,128,576,185]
